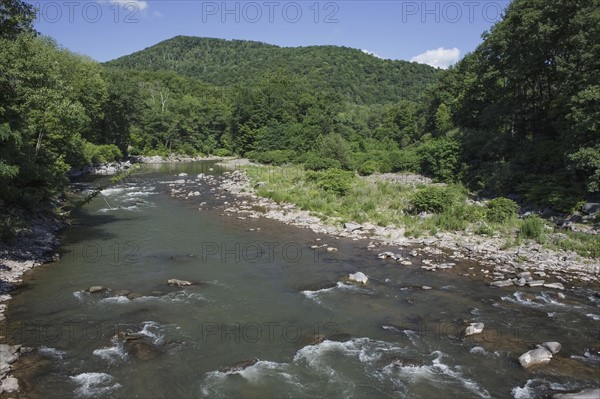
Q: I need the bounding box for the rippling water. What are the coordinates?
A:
[4,162,599,398]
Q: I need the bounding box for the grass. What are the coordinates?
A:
[243,164,600,259]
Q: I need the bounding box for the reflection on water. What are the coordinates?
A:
[4,162,600,398]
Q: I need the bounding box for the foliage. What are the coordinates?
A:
[485,198,519,223]
[306,169,355,196]
[417,136,461,182]
[410,186,459,214]
[247,150,296,165]
[299,152,341,171]
[520,215,546,240]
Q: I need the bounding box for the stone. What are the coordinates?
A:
[464,322,485,336]
[490,280,513,287]
[517,271,532,281]
[421,286,432,290]
[178,173,188,177]
[541,341,561,354]
[348,272,368,285]
[552,388,600,399]
[167,279,193,287]
[344,222,363,232]
[127,293,142,300]
[518,347,553,368]
[219,358,259,373]
[88,286,107,294]
[254,181,267,188]
[543,282,565,290]
[527,280,545,287]
[0,377,19,393]
[582,203,600,215]
[112,289,131,297]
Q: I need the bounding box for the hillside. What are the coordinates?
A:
[104,36,439,104]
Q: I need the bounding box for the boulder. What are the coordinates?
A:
[126,339,162,361]
[552,388,600,399]
[0,377,19,393]
[88,286,107,294]
[0,344,18,364]
[167,279,193,287]
[582,203,600,215]
[219,358,259,373]
[178,173,188,177]
[344,222,363,232]
[348,272,368,285]
[518,347,552,368]
[541,341,561,354]
[112,289,131,297]
[254,181,267,188]
[527,280,545,287]
[490,280,513,287]
[543,282,565,290]
[464,322,485,336]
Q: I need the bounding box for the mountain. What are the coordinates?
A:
[104,36,440,104]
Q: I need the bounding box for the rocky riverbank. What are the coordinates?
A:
[209,164,599,287]
[0,206,66,394]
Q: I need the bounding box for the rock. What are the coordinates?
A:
[582,203,599,215]
[348,272,368,285]
[541,341,561,354]
[88,286,107,294]
[126,293,142,300]
[543,282,565,290]
[517,271,533,281]
[552,388,600,399]
[167,279,193,287]
[112,289,131,297]
[344,222,363,232]
[490,280,513,287]
[0,344,18,364]
[326,247,338,252]
[421,286,432,290]
[464,322,485,336]
[527,280,545,287]
[178,173,188,177]
[219,358,259,373]
[518,347,553,368]
[0,377,19,393]
[378,251,395,259]
[0,361,10,375]
[254,181,267,188]
[126,339,162,361]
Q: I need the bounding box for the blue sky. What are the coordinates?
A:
[28,1,511,67]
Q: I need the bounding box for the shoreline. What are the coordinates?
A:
[0,206,66,394]
[213,161,600,288]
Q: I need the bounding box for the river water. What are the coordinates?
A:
[3,162,599,398]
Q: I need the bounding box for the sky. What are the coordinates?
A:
[27,0,511,68]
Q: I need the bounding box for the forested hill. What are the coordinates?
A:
[104,36,439,104]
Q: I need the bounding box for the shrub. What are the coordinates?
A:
[410,186,456,213]
[214,148,232,157]
[390,148,421,173]
[417,137,461,182]
[486,197,519,223]
[300,152,341,171]
[82,142,122,165]
[306,169,355,196]
[247,149,296,165]
[357,160,380,176]
[520,215,545,240]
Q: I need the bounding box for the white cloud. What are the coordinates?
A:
[361,49,382,59]
[153,11,163,18]
[410,47,460,69]
[108,0,149,11]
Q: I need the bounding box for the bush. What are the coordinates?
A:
[410,186,456,213]
[247,149,296,165]
[520,215,545,240]
[357,160,380,176]
[486,197,519,223]
[214,148,232,157]
[417,137,461,182]
[390,148,421,173]
[299,152,341,171]
[82,142,122,165]
[306,169,355,196]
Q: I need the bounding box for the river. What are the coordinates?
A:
[3,162,599,398]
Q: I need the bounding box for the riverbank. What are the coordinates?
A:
[214,161,600,287]
[0,205,66,394]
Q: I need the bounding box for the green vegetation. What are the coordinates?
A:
[519,216,546,241]
[1,0,598,258]
[485,198,519,223]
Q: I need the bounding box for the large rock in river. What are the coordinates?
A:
[518,347,553,368]
[552,388,600,399]
[167,279,193,287]
[348,272,368,285]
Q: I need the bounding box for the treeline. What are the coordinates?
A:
[1,0,598,215]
